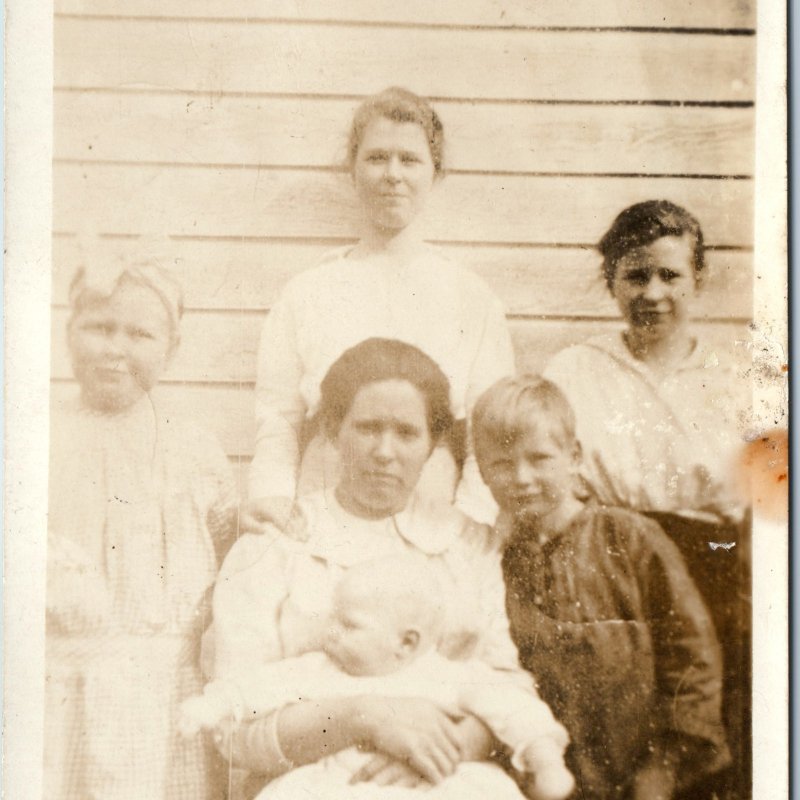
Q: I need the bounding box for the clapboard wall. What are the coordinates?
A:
[51,1,755,491]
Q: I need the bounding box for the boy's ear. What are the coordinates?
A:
[571,438,583,466]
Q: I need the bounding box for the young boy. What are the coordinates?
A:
[181,555,574,800]
[472,376,730,800]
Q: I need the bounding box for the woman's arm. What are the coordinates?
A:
[221,695,464,784]
[455,292,515,526]
[248,287,307,508]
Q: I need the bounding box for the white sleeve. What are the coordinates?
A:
[248,289,307,501]
[456,661,569,769]
[454,294,515,525]
[227,653,355,716]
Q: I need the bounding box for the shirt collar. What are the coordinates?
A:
[302,490,461,566]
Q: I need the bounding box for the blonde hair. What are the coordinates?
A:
[472,375,578,463]
[336,554,444,646]
[68,258,184,347]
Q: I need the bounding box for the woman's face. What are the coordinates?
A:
[610,233,698,341]
[334,378,433,518]
[352,117,436,233]
[68,280,175,413]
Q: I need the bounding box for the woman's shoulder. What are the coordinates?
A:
[419,246,502,302]
[218,529,294,583]
[272,245,357,299]
[546,332,623,371]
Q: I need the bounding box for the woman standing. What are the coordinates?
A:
[45,261,237,798]
[244,87,514,530]
[543,200,750,798]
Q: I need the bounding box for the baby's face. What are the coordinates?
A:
[324,586,404,676]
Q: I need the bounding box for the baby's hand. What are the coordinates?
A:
[522,765,575,800]
[177,695,226,738]
[520,741,575,800]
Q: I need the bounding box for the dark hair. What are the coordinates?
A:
[319,338,453,440]
[347,87,445,176]
[598,200,705,290]
[472,375,577,467]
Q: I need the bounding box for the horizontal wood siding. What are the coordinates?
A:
[54,1,756,30]
[52,4,755,473]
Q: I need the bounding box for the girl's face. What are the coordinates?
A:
[334,379,433,518]
[68,280,175,413]
[352,117,436,233]
[610,234,698,342]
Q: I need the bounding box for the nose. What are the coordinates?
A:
[642,276,668,302]
[102,329,126,357]
[373,430,397,462]
[384,155,402,181]
[512,459,535,486]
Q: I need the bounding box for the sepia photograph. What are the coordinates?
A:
[4,1,789,799]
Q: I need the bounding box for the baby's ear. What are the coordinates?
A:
[398,628,421,657]
[165,333,181,365]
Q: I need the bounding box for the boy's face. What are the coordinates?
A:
[324,583,406,676]
[479,424,580,527]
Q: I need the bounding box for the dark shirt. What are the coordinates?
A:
[502,503,729,799]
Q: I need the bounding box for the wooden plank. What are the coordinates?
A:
[54,18,754,103]
[54,92,755,176]
[54,1,756,30]
[52,235,754,318]
[53,164,755,247]
[52,310,751,385]
[51,316,750,455]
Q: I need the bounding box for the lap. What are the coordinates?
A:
[256,759,525,800]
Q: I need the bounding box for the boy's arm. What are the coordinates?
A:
[640,521,730,784]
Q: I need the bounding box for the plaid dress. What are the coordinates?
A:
[45,395,237,800]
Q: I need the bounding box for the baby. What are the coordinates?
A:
[181,554,574,800]
[473,375,730,800]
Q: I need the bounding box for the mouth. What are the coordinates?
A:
[365,471,403,487]
[93,367,129,381]
[630,307,672,326]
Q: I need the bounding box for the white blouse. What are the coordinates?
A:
[543,331,749,522]
[249,245,515,524]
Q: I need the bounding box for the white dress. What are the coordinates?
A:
[249,245,515,524]
[212,490,534,799]
[45,394,237,800]
[201,650,567,800]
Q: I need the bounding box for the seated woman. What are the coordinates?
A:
[186,554,572,800]
[211,338,540,799]
[45,259,237,799]
[543,200,751,798]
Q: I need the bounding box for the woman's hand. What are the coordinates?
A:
[353,695,462,785]
[350,753,431,788]
[239,496,301,536]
